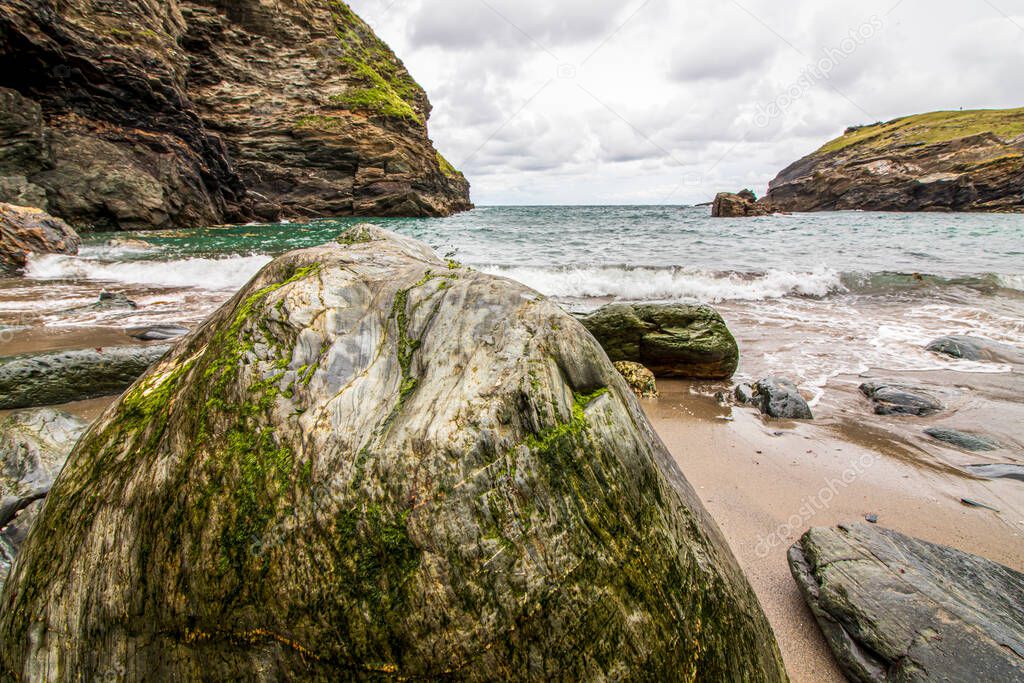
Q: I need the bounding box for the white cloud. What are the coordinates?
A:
[350,0,1024,205]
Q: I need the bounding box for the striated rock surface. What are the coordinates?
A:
[579,303,739,379]
[0,226,786,681]
[789,523,1024,682]
[0,0,470,230]
[0,202,80,274]
[765,108,1024,213]
[0,345,171,409]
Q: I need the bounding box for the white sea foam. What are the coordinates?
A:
[477,265,844,302]
[997,273,1024,291]
[26,253,272,290]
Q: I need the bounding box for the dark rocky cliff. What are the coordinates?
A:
[764,108,1024,213]
[0,0,471,230]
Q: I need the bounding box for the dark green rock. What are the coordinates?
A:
[752,377,813,420]
[789,523,1024,682]
[0,228,786,682]
[924,427,1000,452]
[579,303,739,379]
[0,345,170,409]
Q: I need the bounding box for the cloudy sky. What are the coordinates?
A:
[348,0,1024,205]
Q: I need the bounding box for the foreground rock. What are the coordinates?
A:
[0,409,87,591]
[0,345,170,409]
[860,382,943,416]
[613,361,658,398]
[0,227,786,680]
[0,1,470,228]
[0,203,80,274]
[749,377,813,420]
[579,303,739,379]
[789,523,1024,682]
[765,108,1024,213]
[711,189,774,217]
[926,335,1023,363]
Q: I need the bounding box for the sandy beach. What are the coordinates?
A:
[646,379,1024,681]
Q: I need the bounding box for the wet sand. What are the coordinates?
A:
[644,379,1024,682]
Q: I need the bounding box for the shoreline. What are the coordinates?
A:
[644,379,1024,682]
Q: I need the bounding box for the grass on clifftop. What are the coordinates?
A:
[327,1,424,123]
[436,151,463,179]
[818,107,1024,155]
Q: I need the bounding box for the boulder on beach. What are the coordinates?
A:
[613,360,658,398]
[0,203,80,274]
[579,303,739,379]
[0,345,171,410]
[789,523,1024,683]
[751,377,813,420]
[711,189,773,217]
[0,227,786,681]
[926,335,1022,363]
[0,409,88,592]
[859,382,943,416]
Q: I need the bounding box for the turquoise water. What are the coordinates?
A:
[83,205,1024,280]
[5,206,1023,395]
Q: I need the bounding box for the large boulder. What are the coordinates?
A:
[0,202,80,274]
[579,303,739,379]
[0,345,172,410]
[789,523,1024,682]
[0,227,786,681]
[0,409,88,592]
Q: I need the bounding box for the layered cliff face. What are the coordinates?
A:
[765,108,1024,213]
[0,0,470,230]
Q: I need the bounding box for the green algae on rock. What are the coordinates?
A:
[580,303,740,379]
[0,227,786,681]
